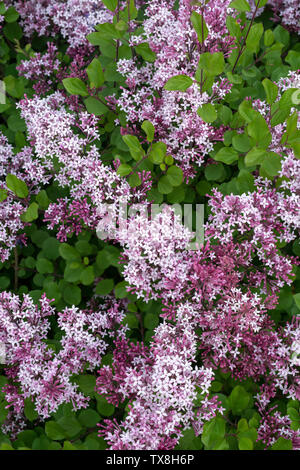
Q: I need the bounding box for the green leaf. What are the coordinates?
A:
[122,134,145,160]
[238,100,260,124]
[86,58,105,88]
[42,237,60,260]
[0,2,6,15]
[89,23,123,41]
[141,120,155,142]
[78,410,100,428]
[36,258,54,274]
[238,436,253,450]
[237,169,255,193]
[228,386,250,415]
[24,398,38,422]
[201,417,226,450]
[196,180,211,196]
[271,437,292,450]
[4,6,19,23]
[135,43,156,62]
[226,16,241,38]
[237,418,248,432]
[63,285,81,306]
[144,313,159,330]
[246,22,263,53]
[114,281,129,299]
[6,174,28,198]
[232,134,251,153]
[4,22,22,41]
[84,96,108,115]
[97,397,115,417]
[190,11,208,44]
[77,375,96,395]
[260,151,282,177]
[214,146,239,164]
[128,173,141,187]
[292,240,300,257]
[273,24,290,47]
[101,0,117,11]
[247,116,272,149]
[197,103,217,123]
[245,147,267,166]
[264,30,274,47]
[218,106,233,125]
[271,88,297,127]
[57,415,82,440]
[0,189,8,202]
[115,19,128,33]
[229,0,250,11]
[7,113,26,132]
[262,78,278,105]
[176,428,203,450]
[80,266,95,286]
[45,421,65,441]
[117,163,132,176]
[59,244,81,261]
[123,313,139,329]
[255,0,268,7]
[36,190,49,209]
[166,166,183,186]
[148,142,167,164]
[285,50,300,70]
[294,293,300,310]
[64,262,84,283]
[164,74,193,92]
[205,163,225,181]
[62,78,89,97]
[158,175,173,194]
[95,278,114,296]
[4,75,24,98]
[0,276,10,289]
[21,202,39,222]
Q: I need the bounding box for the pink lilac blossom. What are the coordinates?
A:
[118,206,193,301]
[115,0,234,176]
[248,71,300,236]
[0,292,127,430]
[97,302,220,450]
[18,92,150,241]
[115,198,299,447]
[16,42,61,95]
[268,0,300,34]
[5,0,113,47]
[17,41,95,110]
[206,185,298,293]
[0,133,51,261]
[257,404,300,447]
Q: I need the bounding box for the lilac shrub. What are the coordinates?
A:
[0,0,299,453]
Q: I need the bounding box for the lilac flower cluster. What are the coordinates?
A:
[97,304,219,450]
[115,191,299,446]
[269,0,300,34]
[0,133,51,261]
[5,0,113,47]
[115,0,234,176]
[0,291,127,433]
[0,0,299,452]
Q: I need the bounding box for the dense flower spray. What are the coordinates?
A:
[0,0,299,452]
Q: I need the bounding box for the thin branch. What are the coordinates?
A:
[232,0,261,73]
